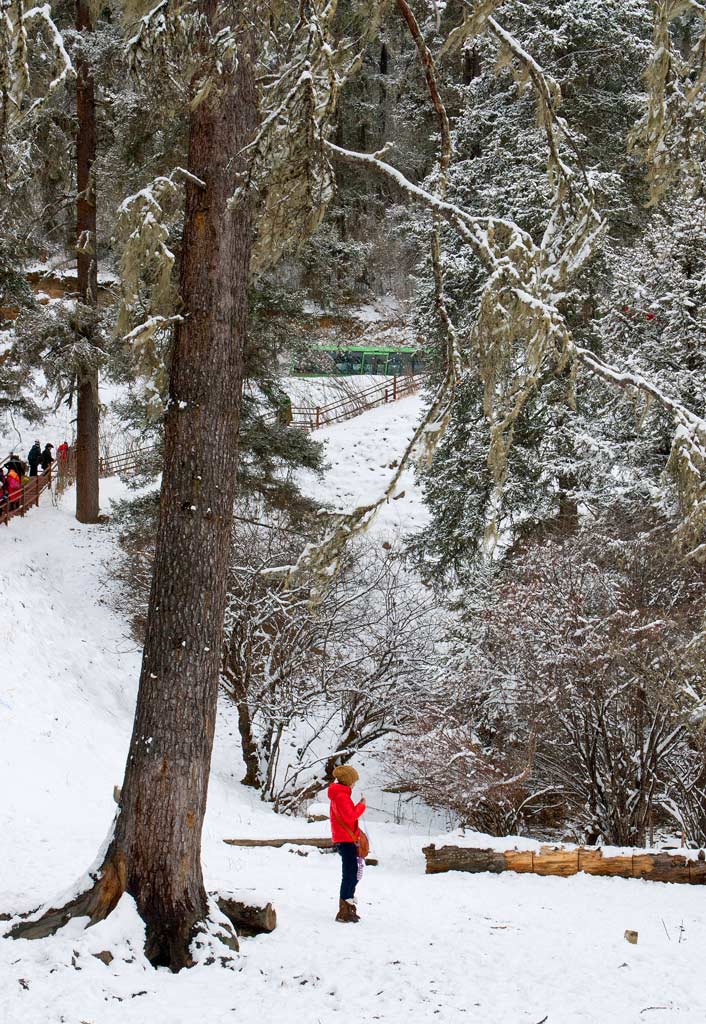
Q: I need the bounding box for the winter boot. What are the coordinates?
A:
[345,899,360,922]
[335,898,360,923]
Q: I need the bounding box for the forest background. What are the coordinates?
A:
[1,0,706,971]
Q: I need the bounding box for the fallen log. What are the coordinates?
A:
[423,845,505,876]
[423,842,706,885]
[215,895,277,937]
[223,837,378,865]
[578,847,633,878]
[224,837,332,849]
[534,846,579,877]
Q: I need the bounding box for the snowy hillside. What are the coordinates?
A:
[298,391,429,537]
[2,422,706,1023]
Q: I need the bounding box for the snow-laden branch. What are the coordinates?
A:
[629,0,706,203]
[326,140,529,267]
[574,346,706,436]
[1,1,74,131]
[121,314,184,346]
[283,3,706,588]
[575,344,706,553]
[23,4,73,112]
[126,0,237,89]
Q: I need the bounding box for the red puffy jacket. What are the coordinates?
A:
[6,469,21,496]
[328,782,366,844]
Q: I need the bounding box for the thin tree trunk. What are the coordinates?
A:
[237,698,263,789]
[11,15,259,971]
[75,0,100,523]
[223,640,262,788]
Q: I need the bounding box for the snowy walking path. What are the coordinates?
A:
[1,467,706,1023]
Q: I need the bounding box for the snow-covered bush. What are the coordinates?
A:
[395,509,706,845]
[222,528,441,812]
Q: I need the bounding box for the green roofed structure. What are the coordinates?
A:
[292,344,425,377]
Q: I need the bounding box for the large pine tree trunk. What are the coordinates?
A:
[107,26,258,967]
[11,16,259,971]
[75,0,100,524]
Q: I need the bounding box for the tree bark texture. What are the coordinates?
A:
[108,24,258,968]
[11,14,259,971]
[75,0,100,524]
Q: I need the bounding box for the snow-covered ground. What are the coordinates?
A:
[300,391,430,538]
[2,411,706,1023]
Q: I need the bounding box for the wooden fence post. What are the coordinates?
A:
[393,375,398,401]
[315,406,321,429]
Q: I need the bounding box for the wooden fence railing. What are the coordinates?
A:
[99,444,160,478]
[1,447,80,526]
[1,463,54,526]
[290,372,425,430]
[93,375,427,477]
[1,373,426,518]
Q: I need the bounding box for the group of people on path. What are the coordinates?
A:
[26,440,57,477]
[0,440,68,515]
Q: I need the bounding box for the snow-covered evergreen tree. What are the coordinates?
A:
[413,0,655,578]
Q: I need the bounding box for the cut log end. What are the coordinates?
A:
[216,895,277,936]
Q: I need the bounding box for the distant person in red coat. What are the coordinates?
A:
[6,467,21,510]
[57,441,69,462]
[328,764,366,923]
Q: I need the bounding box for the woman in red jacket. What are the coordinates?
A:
[328,764,366,923]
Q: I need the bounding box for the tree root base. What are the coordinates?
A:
[7,854,126,941]
[4,865,278,972]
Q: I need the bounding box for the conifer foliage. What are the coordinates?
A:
[3,0,706,975]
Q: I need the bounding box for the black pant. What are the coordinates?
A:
[28,463,38,477]
[336,842,358,900]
